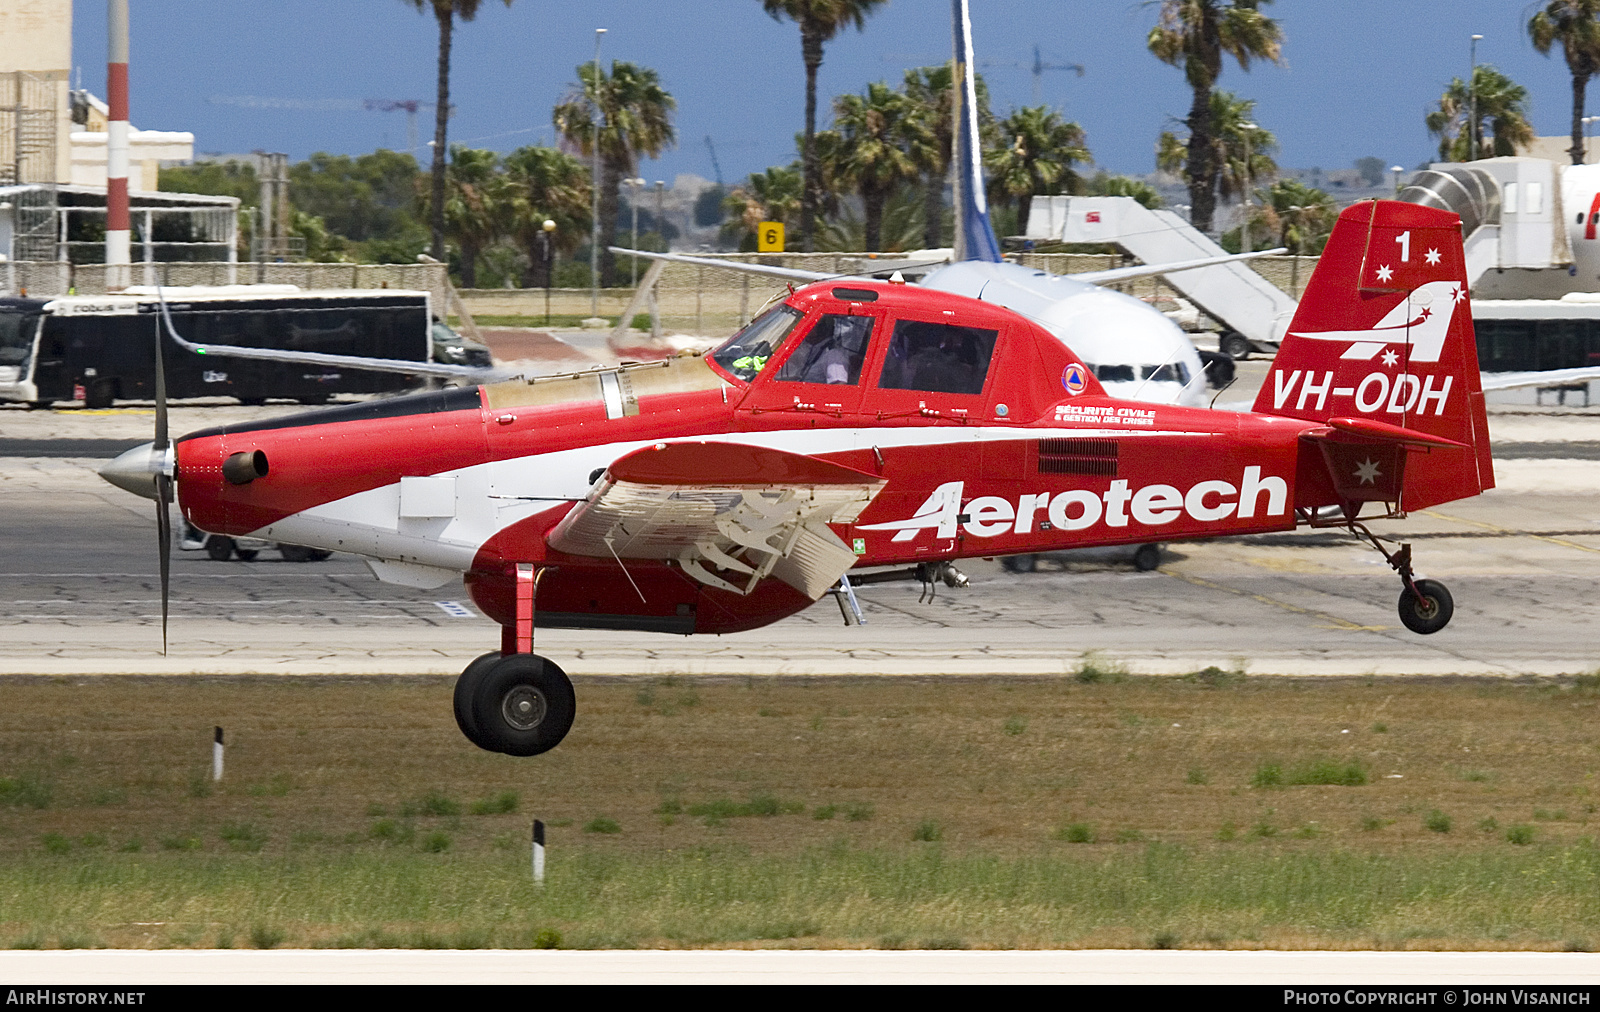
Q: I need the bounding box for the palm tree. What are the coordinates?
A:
[902,64,994,248]
[1426,66,1535,161]
[984,106,1090,232]
[722,164,804,249]
[553,61,676,287]
[762,0,889,253]
[403,0,512,261]
[420,146,502,288]
[1146,0,1283,233]
[1530,1,1600,165]
[826,82,932,252]
[1209,93,1276,204]
[503,145,591,288]
[1087,172,1164,209]
[1158,92,1276,218]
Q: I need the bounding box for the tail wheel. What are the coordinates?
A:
[205,535,236,562]
[1133,544,1161,571]
[467,653,576,757]
[1398,579,1453,635]
[452,651,504,750]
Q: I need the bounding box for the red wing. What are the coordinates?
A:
[547,442,886,599]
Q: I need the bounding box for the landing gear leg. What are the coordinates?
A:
[454,564,576,755]
[1348,523,1454,635]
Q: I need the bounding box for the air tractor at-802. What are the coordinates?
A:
[99,199,1494,758]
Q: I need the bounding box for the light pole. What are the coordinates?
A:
[654,180,665,248]
[1240,121,1257,254]
[1391,164,1405,195]
[541,218,556,326]
[590,27,606,318]
[624,176,645,286]
[1469,34,1483,160]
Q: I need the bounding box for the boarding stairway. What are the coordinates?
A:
[1024,195,1298,352]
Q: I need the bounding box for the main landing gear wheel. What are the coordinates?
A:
[1000,554,1038,574]
[462,653,576,757]
[452,651,503,749]
[205,535,236,562]
[1133,544,1161,572]
[1397,579,1454,635]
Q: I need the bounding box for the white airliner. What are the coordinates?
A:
[616,0,1284,409]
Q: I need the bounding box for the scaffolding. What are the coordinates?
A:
[0,72,57,188]
[1,183,237,269]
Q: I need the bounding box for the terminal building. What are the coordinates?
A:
[0,0,236,277]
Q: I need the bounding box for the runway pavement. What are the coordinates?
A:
[1,947,1598,984]
[0,396,1597,677]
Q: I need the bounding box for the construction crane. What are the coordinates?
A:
[880,47,1084,106]
[206,96,444,152]
[704,135,725,189]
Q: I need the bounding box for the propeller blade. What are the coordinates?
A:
[155,473,171,656]
[154,287,171,655]
[153,292,169,453]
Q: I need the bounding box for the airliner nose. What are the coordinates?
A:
[99,441,163,500]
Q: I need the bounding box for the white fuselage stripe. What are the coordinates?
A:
[251,425,1216,574]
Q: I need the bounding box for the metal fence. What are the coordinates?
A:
[0,261,451,317]
[462,252,1322,337]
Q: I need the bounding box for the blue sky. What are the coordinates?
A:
[71,1,1588,185]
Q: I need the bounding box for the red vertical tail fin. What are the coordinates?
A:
[1255,200,1493,509]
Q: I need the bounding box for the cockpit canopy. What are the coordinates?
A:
[707,280,1098,422]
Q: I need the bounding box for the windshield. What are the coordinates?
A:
[0,312,39,367]
[710,305,803,382]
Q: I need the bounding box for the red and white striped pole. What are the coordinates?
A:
[105,0,131,290]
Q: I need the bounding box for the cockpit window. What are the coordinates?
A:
[1142,362,1190,385]
[0,312,38,367]
[877,320,997,395]
[710,304,803,382]
[773,313,873,385]
[1094,363,1135,383]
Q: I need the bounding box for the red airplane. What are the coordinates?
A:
[101,199,1492,757]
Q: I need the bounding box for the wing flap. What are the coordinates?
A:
[547,442,884,599]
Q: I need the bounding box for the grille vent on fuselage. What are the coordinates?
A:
[1037,438,1119,477]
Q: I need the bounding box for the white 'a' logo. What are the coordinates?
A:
[859,481,963,542]
[1288,280,1463,364]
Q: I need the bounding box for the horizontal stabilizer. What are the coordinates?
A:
[1313,416,1469,449]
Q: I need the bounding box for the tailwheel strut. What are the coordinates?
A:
[1347,521,1454,635]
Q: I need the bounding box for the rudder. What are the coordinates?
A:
[1254,199,1493,509]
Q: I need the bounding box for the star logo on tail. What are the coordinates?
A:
[1354,458,1382,485]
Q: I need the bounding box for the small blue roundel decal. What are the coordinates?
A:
[1062,362,1087,395]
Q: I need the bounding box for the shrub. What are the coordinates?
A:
[533,929,563,950]
[1073,654,1126,684]
[1507,825,1535,845]
[1186,768,1209,785]
[845,803,874,822]
[470,791,519,816]
[1216,822,1238,841]
[912,820,942,842]
[1251,763,1283,788]
[422,831,451,853]
[220,823,267,852]
[40,833,70,855]
[1003,716,1027,736]
[812,804,838,821]
[1056,822,1094,843]
[1424,810,1452,834]
[1288,760,1367,786]
[249,925,285,950]
[0,775,52,809]
[584,817,621,835]
[415,791,460,818]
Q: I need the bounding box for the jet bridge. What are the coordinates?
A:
[1024,195,1298,356]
